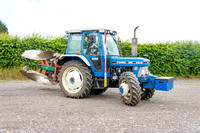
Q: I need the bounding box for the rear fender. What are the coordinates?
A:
[57,55,91,66]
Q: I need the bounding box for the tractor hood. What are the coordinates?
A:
[110,57,150,67]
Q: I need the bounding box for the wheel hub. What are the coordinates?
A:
[65,69,83,91]
[120,80,130,99]
[70,77,75,84]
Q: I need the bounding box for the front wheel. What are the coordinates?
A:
[58,61,93,98]
[119,72,141,106]
[141,88,155,100]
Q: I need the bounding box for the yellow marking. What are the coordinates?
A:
[104,78,107,87]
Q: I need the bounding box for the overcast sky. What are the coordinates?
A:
[0,0,200,43]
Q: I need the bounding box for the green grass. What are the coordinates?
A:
[0,80,7,83]
[0,67,28,80]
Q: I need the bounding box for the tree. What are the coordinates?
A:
[0,20,8,34]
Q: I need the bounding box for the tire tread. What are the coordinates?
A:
[120,72,141,106]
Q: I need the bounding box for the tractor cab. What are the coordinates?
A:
[64,29,119,56]
[61,29,121,78]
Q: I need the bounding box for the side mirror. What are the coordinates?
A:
[118,37,121,45]
[61,34,69,40]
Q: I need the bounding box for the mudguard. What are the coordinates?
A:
[58,55,91,66]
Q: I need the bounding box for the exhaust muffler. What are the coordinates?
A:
[131,26,139,57]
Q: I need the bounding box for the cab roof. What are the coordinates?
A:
[65,28,117,35]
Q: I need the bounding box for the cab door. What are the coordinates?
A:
[81,31,104,77]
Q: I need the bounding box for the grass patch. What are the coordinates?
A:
[0,67,28,80]
[0,80,7,83]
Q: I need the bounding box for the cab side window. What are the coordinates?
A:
[83,33,100,55]
[68,34,82,53]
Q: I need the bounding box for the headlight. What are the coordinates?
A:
[138,67,150,77]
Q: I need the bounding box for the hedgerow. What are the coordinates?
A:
[120,41,200,77]
[0,33,200,77]
[0,33,67,69]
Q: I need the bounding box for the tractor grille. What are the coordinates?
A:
[112,61,149,64]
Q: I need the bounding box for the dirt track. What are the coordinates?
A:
[0,80,200,132]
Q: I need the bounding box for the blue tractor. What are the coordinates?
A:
[20,27,174,106]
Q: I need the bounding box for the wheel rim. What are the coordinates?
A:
[120,79,130,100]
[62,66,83,94]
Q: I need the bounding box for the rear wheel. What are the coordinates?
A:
[58,60,93,98]
[141,88,155,100]
[119,72,141,106]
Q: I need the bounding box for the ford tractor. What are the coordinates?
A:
[20,27,174,106]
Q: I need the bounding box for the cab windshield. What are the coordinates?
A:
[102,34,120,56]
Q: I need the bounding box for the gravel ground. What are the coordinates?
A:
[0,80,200,133]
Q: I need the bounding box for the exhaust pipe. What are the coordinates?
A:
[131,26,139,57]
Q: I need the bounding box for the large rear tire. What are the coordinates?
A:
[119,72,141,106]
[58,60,93,98]
[141,88,155,100]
